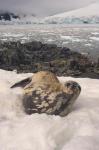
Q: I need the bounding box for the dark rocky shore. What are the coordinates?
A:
[0,41,99,78]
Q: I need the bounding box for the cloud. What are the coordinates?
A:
[0,0,98,16]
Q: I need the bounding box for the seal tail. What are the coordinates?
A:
[11,77,32,88]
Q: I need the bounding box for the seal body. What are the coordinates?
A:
[11,71,81,116]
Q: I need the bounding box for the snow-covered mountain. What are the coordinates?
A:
[43,3,99,24]
[0,12,40,25]
[0,12,19,21]
[0,2,99,25]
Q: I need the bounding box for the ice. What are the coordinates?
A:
[1,38,7,41]
[61,36,73,40]
[85,43,92,47]
[0,69,99,150]
[90,37,99,41]
[91,32,99,35]
[47,39,54,42]
[2,33,25,38]
[60,35,84,42]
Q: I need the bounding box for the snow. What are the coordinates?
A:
[0,69,99,150]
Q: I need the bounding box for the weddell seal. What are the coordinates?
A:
[11,71,81,116]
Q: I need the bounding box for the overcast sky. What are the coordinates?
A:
[0,0,98,16]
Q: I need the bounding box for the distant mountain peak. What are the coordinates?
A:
[0,12,19,21]
[0,11,39,24]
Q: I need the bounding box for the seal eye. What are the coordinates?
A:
[66,83,71,87]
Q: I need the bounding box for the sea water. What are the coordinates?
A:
[0,24,99,59]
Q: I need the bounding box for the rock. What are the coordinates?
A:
[0,41,98,78]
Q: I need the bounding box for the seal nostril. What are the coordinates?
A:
[71,83,76,88]
[78,85,81,91]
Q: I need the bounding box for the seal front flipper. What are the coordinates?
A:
[11,77,32,88]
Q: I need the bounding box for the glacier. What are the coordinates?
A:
[43,2,99,24]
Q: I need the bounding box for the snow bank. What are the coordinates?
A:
[0,69,99,150]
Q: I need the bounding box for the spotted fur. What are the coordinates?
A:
[11,71,81,116]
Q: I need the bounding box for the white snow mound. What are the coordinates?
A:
[0,69,99,150]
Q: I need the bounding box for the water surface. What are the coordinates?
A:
[0,24,99,60]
